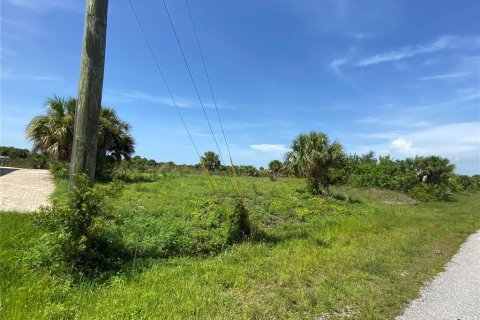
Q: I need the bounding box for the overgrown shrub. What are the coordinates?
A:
[32,174,126,276]
[226,199,252,243]
[50,161,70,179]
[116,196,253,259]
[407,183,438,202]
[328,152,463,201]
[118,214,197,258]
[455,175,480,191]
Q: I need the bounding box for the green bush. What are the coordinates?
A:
[32,174,126,276]
[0,146,51,169]
[226,199,252,243]
[0,153,49,169]
[407,183,438,202]
[50,161,70,179]
[434,184,454,201]
[118,214,197,258]
[116,196,253,259]
[456,175,480,191]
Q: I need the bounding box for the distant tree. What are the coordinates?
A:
[26,96,134,162]
[235,165,259,177]
[200,151,221,172]
[0,146,30,158]
[412,156,455,185]
[285,131,344,195]
[360,151,376,164]
[268,160,282,176]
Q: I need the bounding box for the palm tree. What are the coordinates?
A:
[26,96,75,161]
[268,160,282,176]
[200,151,221,172]
[285,131,344,195]
[26,96,134,162]
[413,156,455,185]
[97,107,135,162]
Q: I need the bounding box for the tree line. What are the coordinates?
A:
[17,95,480,201]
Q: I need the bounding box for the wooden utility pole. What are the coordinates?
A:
[69,0,109,189]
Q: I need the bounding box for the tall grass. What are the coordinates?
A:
[1,174,479,319]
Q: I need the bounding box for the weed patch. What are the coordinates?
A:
[1,175,479,319]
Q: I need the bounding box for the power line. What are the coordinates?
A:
[127,0,223,194]
[185,0,241,194]
[161,0,226,167]
[127,0,200,159]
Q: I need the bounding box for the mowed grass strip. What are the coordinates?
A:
[1,174,479,319]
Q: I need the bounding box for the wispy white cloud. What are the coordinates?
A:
[105,90,199,108]
[4,0,82,13]
[250,144,290,153]
[105,89,235,110]
[355,35,458,67]
[1,18,45,40]
[457,88,479,95]
[419,72,472,81]
[329,47,356,76]
[330,58,348,76]
[358,116,431,128]
[406,92,480,113]
[224,122,265,131]
[1,71,61,81]
[358,92,480,127]
[359,131,404,139]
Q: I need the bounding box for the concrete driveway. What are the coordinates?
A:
[0,167,54,212]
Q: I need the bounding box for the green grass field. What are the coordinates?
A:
[1,174,479,319]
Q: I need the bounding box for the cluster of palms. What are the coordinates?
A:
[26,96,134,163]
[26,96,344,196]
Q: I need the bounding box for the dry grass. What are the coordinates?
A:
[333,185,420,205]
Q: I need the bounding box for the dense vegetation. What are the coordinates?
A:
[47,150,479,202]
[328,153,479,201]
[3,107,479,319]
[1,174,479,319]
[0,146,49,169]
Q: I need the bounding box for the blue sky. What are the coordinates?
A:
[1,0,479,174]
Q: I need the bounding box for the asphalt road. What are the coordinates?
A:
[396,229,480,320]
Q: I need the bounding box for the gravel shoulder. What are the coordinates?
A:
[0,167,54,212]
[396,229,480,320]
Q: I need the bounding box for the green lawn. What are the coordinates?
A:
[1,174,479,319]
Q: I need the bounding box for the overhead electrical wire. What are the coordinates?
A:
[160,0,226,167]
[126,0,218,194]
[185,0,242,195]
